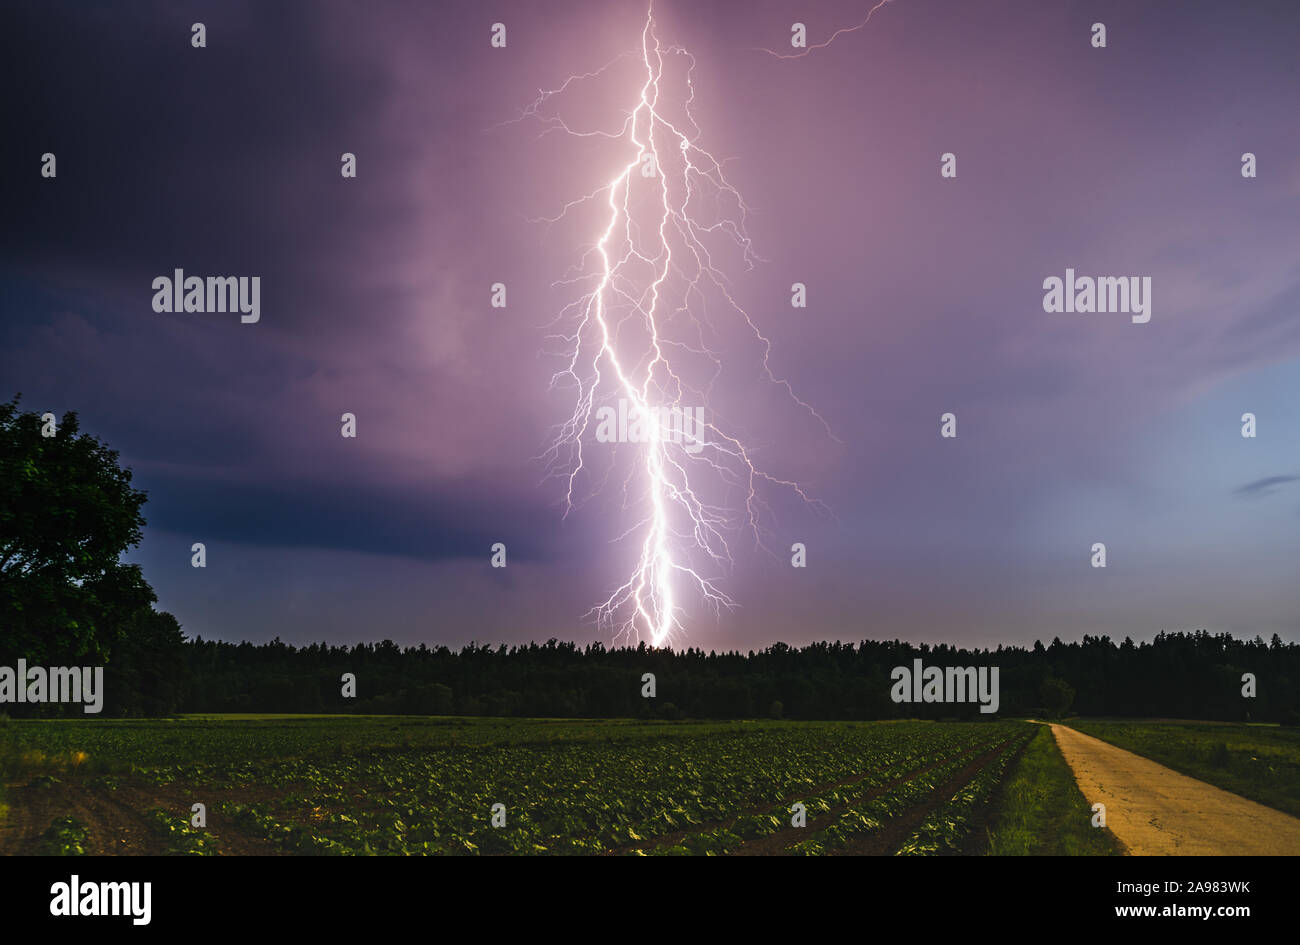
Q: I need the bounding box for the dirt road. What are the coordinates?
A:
[1049,723,1300,856]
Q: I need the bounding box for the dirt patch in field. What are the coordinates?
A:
[0,777,288,856]
[0,779,166,855]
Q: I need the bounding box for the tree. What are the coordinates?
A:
[0,397,156,663]
[1039,675,1076,718]
[109,609,188,715]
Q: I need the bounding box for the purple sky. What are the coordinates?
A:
[3,0,1298,651]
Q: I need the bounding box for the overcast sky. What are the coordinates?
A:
[3,0,1298,651]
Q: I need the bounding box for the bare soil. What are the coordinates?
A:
[0,777,287,856]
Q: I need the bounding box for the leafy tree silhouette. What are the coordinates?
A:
[1,396,155,665]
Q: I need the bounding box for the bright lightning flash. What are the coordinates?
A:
[521,5,833,649]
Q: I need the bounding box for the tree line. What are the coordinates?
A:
[3,397,1297,721]
[9,628,1296,722]
[173,630,1300,721]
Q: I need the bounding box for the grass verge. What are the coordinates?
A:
[983,724,1120,856]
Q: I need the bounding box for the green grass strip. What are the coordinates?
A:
[983,725,1119,856]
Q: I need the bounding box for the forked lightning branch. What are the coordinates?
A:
[519,5,831,649]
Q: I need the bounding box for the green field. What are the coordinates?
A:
[0,716,1037,856]
[984,726,1121,856]
[1069,719,1300,818]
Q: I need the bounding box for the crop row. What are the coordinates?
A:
[6,718,1035,856]
[894,729,1031,855]
[209,722,1029,855]
[638,731,1011,855]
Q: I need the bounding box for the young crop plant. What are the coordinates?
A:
[37,816,89,856]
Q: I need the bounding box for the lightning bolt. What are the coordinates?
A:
[757,0,895,59]
[517,4,834,649]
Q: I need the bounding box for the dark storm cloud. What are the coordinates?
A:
[3,0,1300,648]
[0,1,397,330]
[1,0,550,570]
[141,474,561,562]
[1233,475,1299,498]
